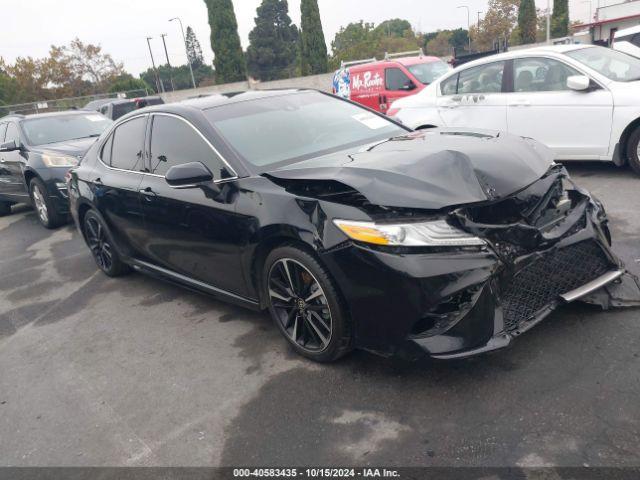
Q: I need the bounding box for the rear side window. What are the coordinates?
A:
[100,134,114,165]
[0,123,7,143]
[5,123,20,145]
[440,74,459,95]
[385,68,412,91]
[149,115,232,179]
[458,62,505,94]
[110,116,146,172]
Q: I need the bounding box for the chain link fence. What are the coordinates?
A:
[0,89,150,117]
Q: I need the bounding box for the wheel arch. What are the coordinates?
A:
[616,117,640,166]
[249,230,319,309]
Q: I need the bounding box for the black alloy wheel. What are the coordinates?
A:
[264,246,352,362]
[83,210,130,277]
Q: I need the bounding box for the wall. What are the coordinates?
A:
[160,72,335,103]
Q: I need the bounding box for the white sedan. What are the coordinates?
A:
[389,45,640,175]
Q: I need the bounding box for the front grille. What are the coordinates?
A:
[502,241,612,331]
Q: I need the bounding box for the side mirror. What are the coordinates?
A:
[0,140,18,152]
[402,80,417,91]
[165,161,214,188]
[567,75,591,92]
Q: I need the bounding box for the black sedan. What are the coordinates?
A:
[0,111,112,228]
[67,89,639,362]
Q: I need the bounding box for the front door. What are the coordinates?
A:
[138,113,247,297]
[436,60,508,132]
[506,57,614,159]
[1,122,29,199]
[384,67,421,113]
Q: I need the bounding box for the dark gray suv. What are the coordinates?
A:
[0,111,112,228]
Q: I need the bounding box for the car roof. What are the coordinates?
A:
[456,44,596,71]
[176,88,306,110]
[1,110,101,123]
[348,56,442,70]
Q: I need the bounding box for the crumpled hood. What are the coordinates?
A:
[265,128,555,210]
[35,136,97,158]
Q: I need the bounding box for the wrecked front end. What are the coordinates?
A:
[317,164,640,359]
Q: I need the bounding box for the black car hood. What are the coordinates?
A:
[265,129,555,210]
[35,137,98,157]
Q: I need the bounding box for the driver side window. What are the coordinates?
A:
[385,68,412,91]
[514,57,581,92]
[149,114,232,180]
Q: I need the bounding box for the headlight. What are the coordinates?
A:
[41,154,78,167]
[333,219,485,247]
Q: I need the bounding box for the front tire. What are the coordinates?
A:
[263,245,352,363]
[0,201,12,217]
[29,178,64,228]
[625,127,640,176]
[83,210,130,277]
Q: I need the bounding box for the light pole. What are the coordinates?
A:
[457,5,471,52]
[547,0,551,43]
[169,17,197,89]
[146,37,163,93]
[160,33,175,92]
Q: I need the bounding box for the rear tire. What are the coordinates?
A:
[625,127,640,176]
[29,178,65,229]
[0,201,12,217]
[263,245,352,363]
[83,210,131,277]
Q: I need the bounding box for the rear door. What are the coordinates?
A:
[0,123,8,198]
[350,66,385,112]
[93,115,148,256]
[436,60,508,131]
[137,113,247,296]
[506,57,613,159]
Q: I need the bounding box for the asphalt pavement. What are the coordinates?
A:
[0,162,639,467]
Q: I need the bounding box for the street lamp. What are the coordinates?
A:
[546,0,551,44]
[169,17,197,89]
[146,37,163,94]
[457,5,471,52]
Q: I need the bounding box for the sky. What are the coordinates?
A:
[1,0,601,76]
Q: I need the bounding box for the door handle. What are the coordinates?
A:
[139,186,157,198]
[509,100,531,107]
[441,102,459,109]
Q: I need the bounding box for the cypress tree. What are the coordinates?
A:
[300,0,328,75]
[185,26,204,68]
[518,0,537,45]
[203,0,246,83]
[551,0,569,39]
[247,0,299,81]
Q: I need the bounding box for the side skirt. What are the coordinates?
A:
[129,259,262,312]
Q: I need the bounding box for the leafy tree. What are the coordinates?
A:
[425,31,454,56]
[329,20,421,69]
[423,28,469,54]
[108,74,153,95]
[185,27,204,68]
[374,19,412,38]
[141,63,215,91]
[551,0,569,38]
[471,0,520,51]
[203,0,246,83]
[0,65,20,106]
[300,0,328,75]
[247,0,299,81]
[518,0,537,44]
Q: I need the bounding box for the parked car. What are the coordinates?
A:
[68,89,638,362]
[0,111,112,227]
[389,44,640,175]
[332,51,451,114]
[86,96,165,120]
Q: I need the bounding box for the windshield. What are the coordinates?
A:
[22,113,112,146]
[566,46,640,82]
[204,91,406,170]
[407,60,451,84]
